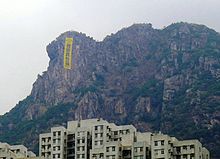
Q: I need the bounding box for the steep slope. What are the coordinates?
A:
[0,22,220,158]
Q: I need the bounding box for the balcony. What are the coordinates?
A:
[122,150,132,159]
[181,149,195,154]
[173,150,181,155]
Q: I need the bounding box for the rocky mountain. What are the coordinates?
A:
[0,22,220,158]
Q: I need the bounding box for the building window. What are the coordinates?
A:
[134,156,144,159]
[82,154,85,158]
[100,140,103,145]
[190,154,195,159]
[106,147,109,152]
[53,132,56,136]
[112,146,115,151]
[97,153,103,158]
[176,147,181,153]
[134,148,137,152]
[161,150,164,154]
[161,140,164,146]
[183,146,187,150]
[95,126,98,130]
[140,147,143,152]
[119,147,122,151]
[48,137,51,142]
[190,145,195,149]
[154,141,158,146]
[57,154,60,158]
[126,129,130,134]
[42,138,45,142]
[77,147,80,151]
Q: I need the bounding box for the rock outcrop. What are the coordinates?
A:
[0,22,220,158]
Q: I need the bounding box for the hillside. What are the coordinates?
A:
[0,22,220,158]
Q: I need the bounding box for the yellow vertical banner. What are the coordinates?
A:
[64,37,73,69]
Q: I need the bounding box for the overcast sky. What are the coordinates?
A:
[0,0,220,115]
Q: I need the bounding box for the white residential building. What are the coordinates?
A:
[39,118,210,159]
[0,142,36,159]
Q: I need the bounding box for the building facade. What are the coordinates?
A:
[39,119,210,159]
[0,142,36,159]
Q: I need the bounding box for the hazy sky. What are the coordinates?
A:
[0,0,220,115]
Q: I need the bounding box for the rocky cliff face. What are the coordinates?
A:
[0,22,220,158]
